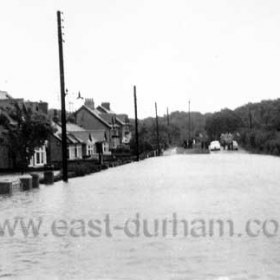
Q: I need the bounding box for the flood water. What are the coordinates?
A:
[1,150,280,279]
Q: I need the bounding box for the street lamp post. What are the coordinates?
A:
[133,86,139,161]
[188,100,191,142]
[155,102,160,156]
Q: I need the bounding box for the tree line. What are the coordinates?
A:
[130,98,280,156]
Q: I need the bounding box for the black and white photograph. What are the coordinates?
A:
[1,0,280,279]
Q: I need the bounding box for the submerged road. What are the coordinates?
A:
[0,150,280,279]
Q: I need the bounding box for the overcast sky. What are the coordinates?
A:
[1,0,280,118]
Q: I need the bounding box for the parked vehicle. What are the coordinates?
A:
[232,140,238,150]
[209,140,221,151]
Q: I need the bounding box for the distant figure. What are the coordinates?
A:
[201,141,204,149]
[188,139,193,149]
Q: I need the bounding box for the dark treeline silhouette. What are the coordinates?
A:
[205,109,242,140]
[205,99,280,155]
[129,111,207,154]
[130,98,280,156]
[235,99,280,155]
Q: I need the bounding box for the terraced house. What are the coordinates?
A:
[48,122,110,164]
[74,99,131,151]
[0,92,131,170]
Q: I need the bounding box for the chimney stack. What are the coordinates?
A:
[84,98,95,110]
[53,109,59,123]
[101,102,110,111]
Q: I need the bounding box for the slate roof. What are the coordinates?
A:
[97,104,130,125]
[66,123,87,132]
[91,105,129,126]
[77,105,121,128]
[116,114,129,124]
[75,103,130,129]
[53,122,106,144]
[71,130,106,143]
[52,123,81,144]
[96,105,115,114]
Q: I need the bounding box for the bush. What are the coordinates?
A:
[68,162,97,177]
[239,128,280,156]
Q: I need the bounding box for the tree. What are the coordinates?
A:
[205,109,243,140]
[0,102,53,171]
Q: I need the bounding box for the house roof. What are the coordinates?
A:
[116,114,129,125]
[76,104,130,128]
[88,130,107,142]
[53,122,106,144]
[66,123,87,132]
[97,112,120,127]
[97,105,128,126]
[70,130,106,143]
[97,105,115,114]
[76,105,112,128]
[52,123,81,144]
[76,106,119,127]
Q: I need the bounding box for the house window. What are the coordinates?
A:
[35,147,46,165]
[87,143,94,156]
[75,145,78,158]
[112,137,119,149]
[103,143,110,153]
[36,152,40,164]
[67,146,75,160]
[30,146,46,167]
[76,145,82,159]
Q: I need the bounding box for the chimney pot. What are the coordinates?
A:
[85,98,95,110]
[101,102,110,111]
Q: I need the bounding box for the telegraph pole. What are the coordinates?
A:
[57,11,68,182]
[167,107,170,126]
[188,100,191,141]
[155,102,160,156]
[167,107,171,145]
[133,86,139,161]
[249,107,253,129]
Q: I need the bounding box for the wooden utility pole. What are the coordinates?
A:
[57,11,68,182]
[134,86,139,161]
[167,107,170,126]
[188,100,191,141]
[167,107,171,145]
[249,107,253,129]
[155,102,160,156]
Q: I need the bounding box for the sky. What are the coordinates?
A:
[1,0,280,118]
